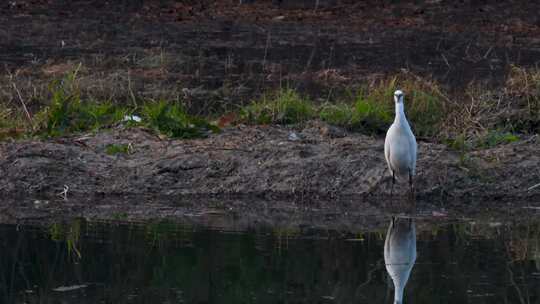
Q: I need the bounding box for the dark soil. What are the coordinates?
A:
[0,123,539,226]
[0,1,539,225]
[2,1,540,113]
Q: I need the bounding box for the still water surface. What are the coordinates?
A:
[1,218,539,303]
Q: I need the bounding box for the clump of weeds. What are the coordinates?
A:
[105,143,133,155]
[241,88,315,124]
[141,100,219,139]
[353,72,446,136]
[319,103,359,129]
[34,67,129,137]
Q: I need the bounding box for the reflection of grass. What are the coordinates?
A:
[48,220,82,259]
[30,218,540,304]
[144,220,185,248]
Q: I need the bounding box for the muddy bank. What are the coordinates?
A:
[0,122,538,203]
[2,193,540,233]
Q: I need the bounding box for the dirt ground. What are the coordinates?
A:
[0,122,539,226]
[1,1,540,225]
[2,0,540,112]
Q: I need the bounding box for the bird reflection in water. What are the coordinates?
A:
[384,216,416,304]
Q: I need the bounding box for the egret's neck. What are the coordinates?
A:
[394,102,407,124]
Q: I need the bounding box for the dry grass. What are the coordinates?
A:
[0,65,538,145]
[354,71,448,136]
[443,65,540,146]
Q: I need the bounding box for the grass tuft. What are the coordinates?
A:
[476,130,519,148]
[0,106,28,139]
[105,143,132,155]
[1,67,536,147]
[319,103,358,129]
[37,94,128,137]
[504,65,540,133]
[241,88,315,124]
[354,73,445,136]
[35,69,129,137]
[141,100,219,139]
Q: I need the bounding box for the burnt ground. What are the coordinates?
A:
[0,122,539,227]
[0,1,539,225]
[1,1,540,112]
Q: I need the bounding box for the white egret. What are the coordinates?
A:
[384,216,417,304]
[384,90,417,195]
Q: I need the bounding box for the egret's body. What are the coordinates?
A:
[384,90,417,192]
[384,217,417,304]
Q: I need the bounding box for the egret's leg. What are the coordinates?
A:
[408,170,416,209]
[408,171,414,192]
[391,171,395,197]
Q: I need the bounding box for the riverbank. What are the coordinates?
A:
[1,122,538,223]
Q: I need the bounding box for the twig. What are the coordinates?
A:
[483,46,493,59]
[262,30,271,70]
[12,83,34,129]
[528,182,540,191]
[441,53,451,69]
[524,134,538,143]
[304,30,320,73]
[127,70,138,108]
[57,185,69,201]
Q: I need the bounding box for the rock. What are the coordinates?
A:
[288,132,301,141]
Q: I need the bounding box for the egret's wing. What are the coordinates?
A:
[408,129,417,175]
[384,126,394,174]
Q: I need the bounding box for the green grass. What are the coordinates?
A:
[443,130,519,155]
[240,83,435,134]
[351,91,393,134]
[443,134,470,151]
[351,74,445,136]
[37,97,128,137]
[35,92,220,139]
[319,103,358,128]
[106,143,131,155]
[476,131,519,148]
[0,106,28,139]
[35,73,129,137]
[318,99,391,134]
[241,88,315,124]
[28,69,219,139]
[317,74,444,135]
[141,100,219,139]
[48,220,82,259]
[0,67,535,148]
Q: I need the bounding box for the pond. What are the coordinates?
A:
[1,217,539,304]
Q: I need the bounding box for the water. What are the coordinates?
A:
[1,218,539,304]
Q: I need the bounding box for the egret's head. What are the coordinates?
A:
[394,90,404,104]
